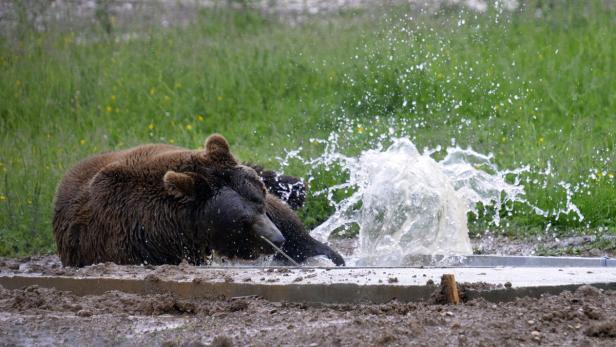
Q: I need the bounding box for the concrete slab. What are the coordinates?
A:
[358,255,616,267]
[458,255,613,267]
[2,266,616,304]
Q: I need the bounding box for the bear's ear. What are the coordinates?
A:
[204,134,230,154]
[203,134,238,166]
[163,171,197,199]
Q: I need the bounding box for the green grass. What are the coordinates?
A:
[1,1,615,256]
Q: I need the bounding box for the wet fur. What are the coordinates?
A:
[265,195,345,266]
[53,135,344,267]
[53,141,238,266]
[245,164,307,210]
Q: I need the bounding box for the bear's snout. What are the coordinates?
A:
[252,214,285,248]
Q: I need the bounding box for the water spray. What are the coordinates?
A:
[278,135,584,266]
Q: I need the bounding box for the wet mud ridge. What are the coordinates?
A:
[1,280,616,345]
[2,256,616,345]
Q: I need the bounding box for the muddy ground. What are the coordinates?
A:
[0,282,615,346]
[1,252,616,346]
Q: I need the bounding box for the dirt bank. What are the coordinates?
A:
[2,249,616,346]
[1,283,615,346]
[1,235,615,346]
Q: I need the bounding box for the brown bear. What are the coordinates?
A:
[242,164,345,266]
[53,134,345,267]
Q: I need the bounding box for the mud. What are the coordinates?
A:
[0,255,235,280]
[328,234,616,262]
[471,235,616,257]
[2,235,615,346]
[0,283,615,346]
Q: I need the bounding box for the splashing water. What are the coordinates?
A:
[281,136,578,266]
[314,138,477,265]
[268,3,591,266]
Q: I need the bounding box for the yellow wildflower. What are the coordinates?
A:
[356,126,364,134]
[63,33,74,45]
[608,173,614,179]
[0,195,6,201]
[169,139,175,144]
[501,137,507,143]
[105,106,113,113]
[538,137,544,144]
[196,115,204,122]
[186,124,193,131]
[80,139,86,145]
[149,87,156,96]
[148,123,155,130]
[111,95,116,102]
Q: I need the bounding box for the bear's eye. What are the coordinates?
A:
[243,189,264,204]
[250,194,264,204]
[242,218,256,232]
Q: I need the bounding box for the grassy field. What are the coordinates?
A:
[1,1,615,256]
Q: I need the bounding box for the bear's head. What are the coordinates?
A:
[162,134,285,260]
